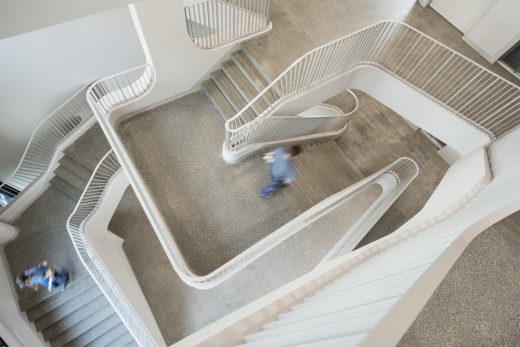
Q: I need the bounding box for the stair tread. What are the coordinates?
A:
[59,155,93,182]
[222,60,269,116]
[202,80,236,121]
[84,322,130,347]
[212,70,257,122]
[41,294,108,340]
[232,50,278,104]
[49,176,82,201]
[63,123,111,171]
[27,280,99,322]
[109,331,135,347]
[54,165,89,193]
[52,310,119,347]
[19,275,92,312]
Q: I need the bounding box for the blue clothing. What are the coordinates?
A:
[20,265,69,290]
[260,147,296,197]
[270,147,296,182]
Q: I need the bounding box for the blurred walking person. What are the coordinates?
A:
[17,260,70,292]
[260,145,301,198]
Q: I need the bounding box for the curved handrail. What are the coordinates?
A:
[227,92,358,155]
[225,20,520,152]
[67,151,157,347]
[86,64,155,118]
[0,85,93,209]
[184,0,272,49]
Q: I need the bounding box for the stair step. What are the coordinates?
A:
[63,123,111,171]
[212,70,257,122]
[52,310,119,347]
[27,280,99,322]
[59,155,93,182]
[232,50,278,104]
[242,313,383,346]
[222,60,270,116]
[84,322,130,347]
[40,294,107,340]
[49,176,82,201]
[19,275,92,312]
[54,165,89,193]
[202,80,236,121]
[109,331,135,347]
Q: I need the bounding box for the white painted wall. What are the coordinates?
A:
[0,0,137,40]
[0,6,145,181]
[113,0,237,122]
[463,0,520,63]
[274,66,491,159]
[430,0,496,34]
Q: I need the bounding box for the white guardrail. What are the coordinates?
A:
[0,85,93,211]
[67,151,157,347]
[184,0,272,49]
[225,20,520,154]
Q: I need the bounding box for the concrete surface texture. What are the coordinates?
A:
[108,183,382,344]
[244,0,519,86]
[399,211,520,347]
[117,91,371,276]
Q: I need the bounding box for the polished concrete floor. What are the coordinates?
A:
[112,86,448,343]
[244,0,519,86]
[399,211,520,347]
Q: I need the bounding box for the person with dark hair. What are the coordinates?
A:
[16,261,69,292]
[260,145,301,198]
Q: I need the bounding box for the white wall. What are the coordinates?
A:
[463,0,520,63]
[429,0,496,34]
[114,0,237,121]
[0,6,145,181]
[0,0,137,39]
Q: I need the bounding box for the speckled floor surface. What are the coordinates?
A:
[399,211,520,347]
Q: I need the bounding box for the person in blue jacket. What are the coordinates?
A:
[16,261,70,292]
[260,145,301,198]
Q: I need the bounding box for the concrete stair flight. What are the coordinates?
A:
[49,123,112,201]
[19,275,137,347]
[291,141,365,207]
[202,48,279,124]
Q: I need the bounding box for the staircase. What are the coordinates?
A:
[18,275,137,347]
[49,124,112,201]
[292,141,365,206]
[202,48,278,124]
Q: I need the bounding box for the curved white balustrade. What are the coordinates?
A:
[224,92,359,162]
[67,151,159,347]
[225,21,520,158]
[184,0,272,49]
[0,85,93,212]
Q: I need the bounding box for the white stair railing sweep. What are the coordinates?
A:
[226,21,520,155]
[0,85,93,209]
[87,65,155,117]
[227,92,358,157]
[319,158,419,264]
[184,0,272,49]
[67,151,157,347]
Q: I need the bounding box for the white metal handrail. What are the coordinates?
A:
[184,0,272,49]
[67,151,157,347]
[0,85,93,209]
[225,20,520,153]
[228,92,358,154]
[87,64,155,117]
[319,158,419,263]
[158,157,419,289]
